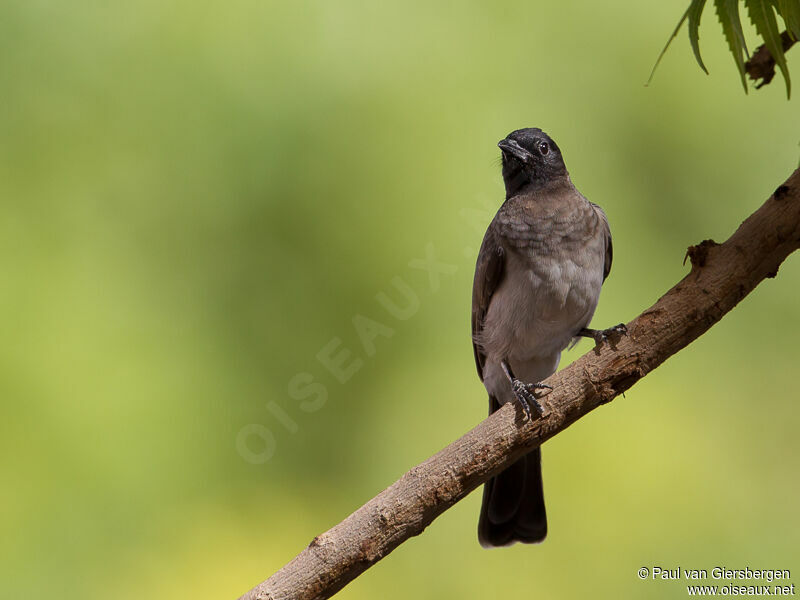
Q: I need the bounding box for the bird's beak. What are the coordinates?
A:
[497,138,533,164]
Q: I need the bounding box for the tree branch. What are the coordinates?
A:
[238,168,800,600]
[745,30,797,89]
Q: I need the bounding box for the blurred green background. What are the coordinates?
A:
[2,1,798,598]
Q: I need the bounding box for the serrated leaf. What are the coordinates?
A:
[647,6,690,85]
[689,0,710,73]
[775,0,800,39]
[715,0,750,92]
[746,0,792,97]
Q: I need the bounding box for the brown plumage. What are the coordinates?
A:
[472,128,613,547]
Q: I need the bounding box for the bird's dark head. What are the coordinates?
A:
[498,128,568,198]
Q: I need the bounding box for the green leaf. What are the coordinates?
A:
[689,0,710,73]
[746,0,792,97]
[715,0,750,92]
[647,6,690,85]
[775,0,800,39]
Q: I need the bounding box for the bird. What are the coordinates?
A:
[472,127,624,548]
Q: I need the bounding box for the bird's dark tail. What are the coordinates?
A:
[478,397,547,548]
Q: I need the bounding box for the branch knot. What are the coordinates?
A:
[684,239,719,268]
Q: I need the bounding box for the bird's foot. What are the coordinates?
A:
[579,323,627,346]
[511,379,550,420]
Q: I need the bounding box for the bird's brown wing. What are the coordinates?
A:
[471,224,505,381]
[591,202,613,281]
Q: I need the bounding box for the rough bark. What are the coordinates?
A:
[238,168,800,600]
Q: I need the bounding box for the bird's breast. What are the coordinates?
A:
[480,241,605,361]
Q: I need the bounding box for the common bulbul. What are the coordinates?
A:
[472,128,624,547]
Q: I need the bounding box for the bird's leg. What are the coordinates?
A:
[500,359,549,420]
[577,323,628,345]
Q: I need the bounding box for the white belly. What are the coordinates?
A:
[479,246,605,405]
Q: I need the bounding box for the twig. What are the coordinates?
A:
[745,30,797,89]
[238,168,800,600]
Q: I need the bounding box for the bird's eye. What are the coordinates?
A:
[538,141,549,155]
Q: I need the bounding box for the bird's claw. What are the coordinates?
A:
[592,323,627,345]
[511,379,549,420]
